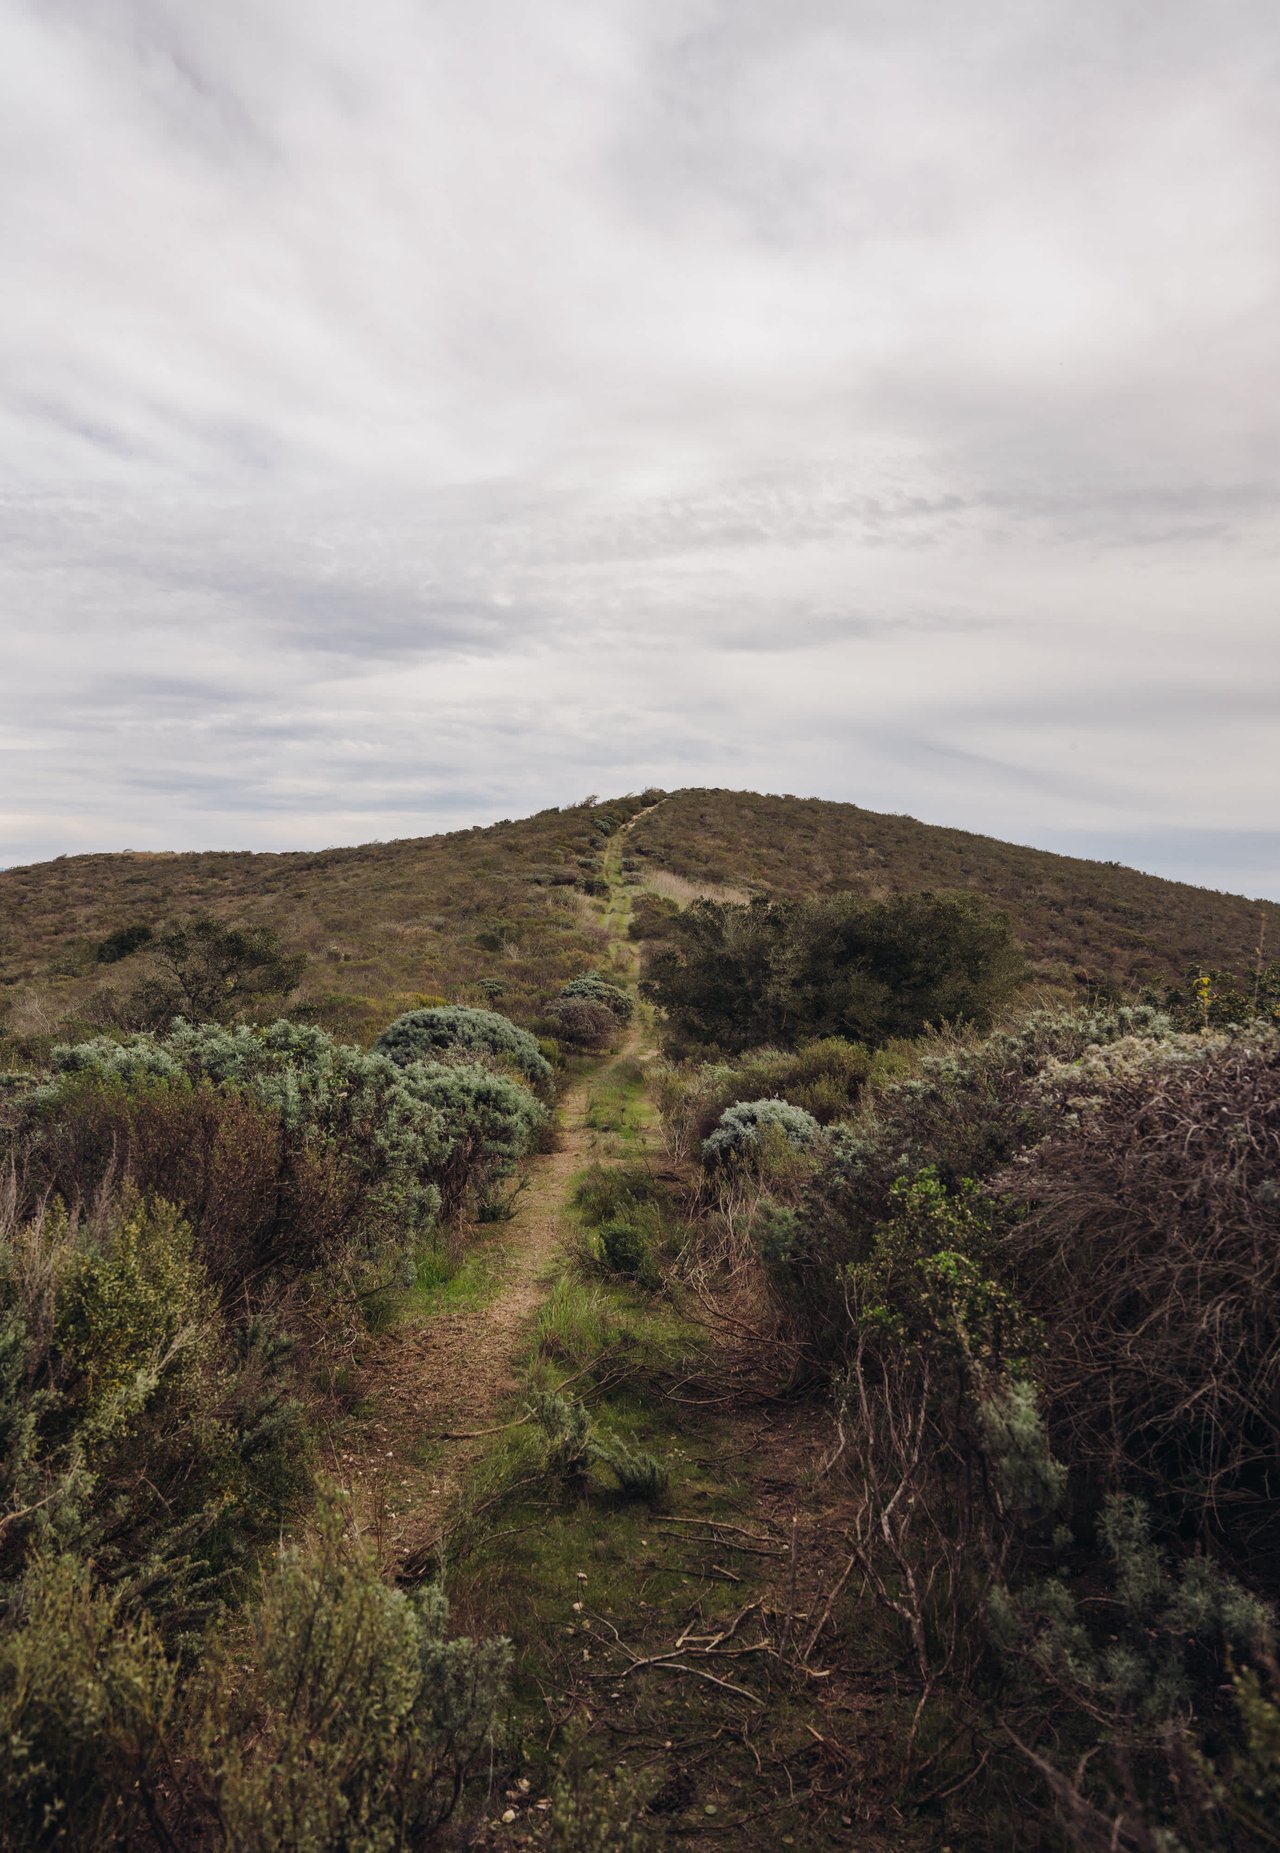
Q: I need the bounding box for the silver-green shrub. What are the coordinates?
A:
[375,1005,551,1084]
[701,1097,821,1167]
[402,1060,546,1218]
[559,974,634,1021]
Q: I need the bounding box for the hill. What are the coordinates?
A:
[627,788,1278,992]
[2,786,1273,1058]
[0,795,658,1055]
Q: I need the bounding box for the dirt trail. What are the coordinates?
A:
[398,1030,640,1549]
[359,817,656,1566]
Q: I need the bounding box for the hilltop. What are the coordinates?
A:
[2,787,1274,1057]
[627,788,1278,992]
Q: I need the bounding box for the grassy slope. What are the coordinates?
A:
[3,785,1274,1056]
[628,788,1279,992]
[0,796,656,1050]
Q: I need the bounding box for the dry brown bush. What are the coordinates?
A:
[997,1025,1280,1563]
[543,994,618,1049]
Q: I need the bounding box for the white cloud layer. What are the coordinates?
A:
[2,0,1277,892]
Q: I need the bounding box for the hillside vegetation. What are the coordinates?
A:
[1,791,1278,1851]
[627,789,1279,991]
[3,791,1275,1064]
[0,796,658,1057]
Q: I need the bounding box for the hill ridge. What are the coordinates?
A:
[2,788,1275,1061]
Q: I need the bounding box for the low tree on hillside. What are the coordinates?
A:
[642,891,1022,1052]
[130,916,305,1027]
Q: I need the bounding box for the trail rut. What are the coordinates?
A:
[355,1024,643,1565]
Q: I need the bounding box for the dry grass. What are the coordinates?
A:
[629,788,1280,993]
[0,797,658,1056]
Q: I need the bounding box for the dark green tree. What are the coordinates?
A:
[131,916,305,1026]
[642,891,1022,1052]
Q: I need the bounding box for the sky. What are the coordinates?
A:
[2,0,1278,895]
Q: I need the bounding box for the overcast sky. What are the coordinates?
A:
[2,0,1277,894]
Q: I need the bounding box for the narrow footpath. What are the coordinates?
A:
[349,816,653,1566]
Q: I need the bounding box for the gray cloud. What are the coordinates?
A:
[1,0,1277,894]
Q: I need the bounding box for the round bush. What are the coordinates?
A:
[545,996,617,1049]
[374,1006,551,1084]
[401,1061,547,1217]
[701,1097,822,1167]
[560,975,634,1022]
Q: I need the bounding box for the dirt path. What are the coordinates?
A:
[352,817,658,1566]
[394,1027,642,1556]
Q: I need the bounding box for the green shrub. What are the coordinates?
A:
[544,996,617,1049]
[0,1511,512,1852]
[402,1060,546,1219]
[128,915,304,1027]
[573,1163,669,1228]
[0,1553,175,1850]
[795,1008,1280,1848]
[574,1165,671,1287]
[548,1738,656,1852]
[597,1217,658,1286]
[203,1509,510,1850]
[528,1392,667,1504]
[374,1004,551,1084]
[702,1097,821,1167]
[8,1020,453,1277]
[628,892,679,942]
[643,890,1023,1053]
[0,1191,310,1638]
[94,923,152,964]
[767,1006,1177,1357]
[559,974,634,1021]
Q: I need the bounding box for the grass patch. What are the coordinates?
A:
[402,1236,508,1319]
[584,1058,651,1144]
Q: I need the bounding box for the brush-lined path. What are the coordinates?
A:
[390,1024,642,1564]
[350,817,652,1567]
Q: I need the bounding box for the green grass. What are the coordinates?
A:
[402,1236,509,1319]
[584,1057,651,1145]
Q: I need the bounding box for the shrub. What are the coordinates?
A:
[202,1509,510,1850]
[544,996,618,1049]
[402,1061,546,1219]
[94,923,152,964]
[0,1190,310,1636]
[559,974,634,1021]
[8,1020,453,1276]
[767,1006,1178,1354]
[573,1164,671,1287]
[643,890,1023,1053]
[702,1098,821,1167]
[0,1553,175,1849]
[994,1023,1280,1552]
[0,1508,512,1852]
[785,1008,1280,1847]
[374,1004,551,1084]
[597,1216,658,1286]
[654,1036,875,1162]
[628,892,679,942]
[528,1392,667,1504]
[1158,960,1280,1030]
[129,916,304,1027]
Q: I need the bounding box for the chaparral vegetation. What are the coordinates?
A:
[1,788,1277,1851]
